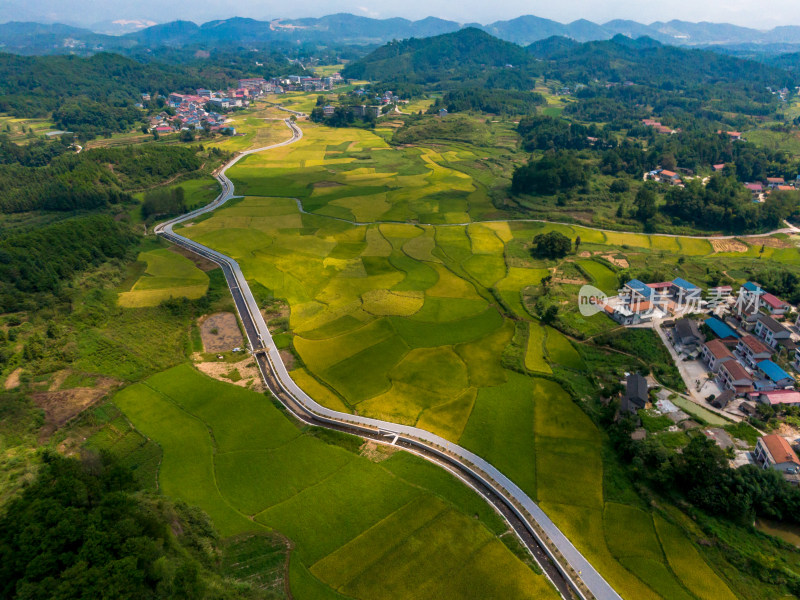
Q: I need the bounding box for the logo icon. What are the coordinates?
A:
[578,284,608,317]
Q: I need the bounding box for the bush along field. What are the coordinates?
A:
[179,114,800,599]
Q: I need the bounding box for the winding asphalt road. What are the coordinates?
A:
[155,117,629,600]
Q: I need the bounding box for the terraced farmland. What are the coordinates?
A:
[115,364,558,600]
[118,247,209,307]
[176,115,787,599]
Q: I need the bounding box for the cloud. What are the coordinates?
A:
[357,6,381,18]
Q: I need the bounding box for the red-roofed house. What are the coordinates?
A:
[761,293,790,316]
[777,185,795,192]
[647,282,672,293]
[659,170,678,181]
[756,390,800,406]
[719,360,754,395]
[726,131,743,140]
[713,163,726,172]
[755,434,800,474]
[737,334,773,367]
[702,339,735,372]
[767,177,786,187]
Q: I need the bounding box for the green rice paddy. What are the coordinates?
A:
[578,259,618,293]
[114,364,558,600]
[118,248,208,307]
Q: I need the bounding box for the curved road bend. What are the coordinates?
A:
[156,117,624,600]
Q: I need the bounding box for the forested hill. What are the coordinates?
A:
[529,35,794,88]
[0,52,232,118]
[341,27,540,88]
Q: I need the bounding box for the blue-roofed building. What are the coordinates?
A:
[671,277,699,291]
[705,317,739,339]
[743,281,764,294]
[756,360,795,390]
[624,279,653,299]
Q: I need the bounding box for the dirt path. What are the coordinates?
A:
[4,367,22,390]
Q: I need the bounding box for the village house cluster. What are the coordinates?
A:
[320,88,407,120]
[641,122,800,199]
[644,163,800,200]
[607,277,800,483]
[147,73,345,134]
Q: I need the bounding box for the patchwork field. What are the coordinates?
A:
[118,247,209,307]
[176,111,796,599]
[114,364,558,600]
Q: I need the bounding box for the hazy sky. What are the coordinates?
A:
[3,0,799,29]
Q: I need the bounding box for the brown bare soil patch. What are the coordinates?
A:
[168,244,219,271]
[279,350,296,371]
[313,180,343,188]
[360,440,400,462]
[4,367,22,390]
[195,357,263,391]
[603,255,629,268]
[711,238,748,253]
[748,236,794,249]
[199,312,243,352]
[776,422,800,439]
[565,211,594,224]
[262,303,290,322]
[32,377,120,440]
[48,370,71,391]
[579,251,591,258]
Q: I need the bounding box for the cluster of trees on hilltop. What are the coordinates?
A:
[530,34,793,91]
[0,215,137,311]
[564,84,773,132]
[0,451,267,600]
[517,114,611,151]
[429,87,545,115]
[0,51,245,137]
[0,145,203,214]
[53,100,144,137]
[611,416,800,538]
[0,52,231,118]
[310,105,376,129]
[511,150,590,195]
[342,28,541,89]
[89,145,203,187]
[141,187,186,219]
[0,161,129,213]
[596,132,797,182]
[662,176,798,231]
[393,113,493,145]
[0,134,73,167]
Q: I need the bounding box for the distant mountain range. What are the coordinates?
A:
[342,28,791,89]
[4,13,800,55]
